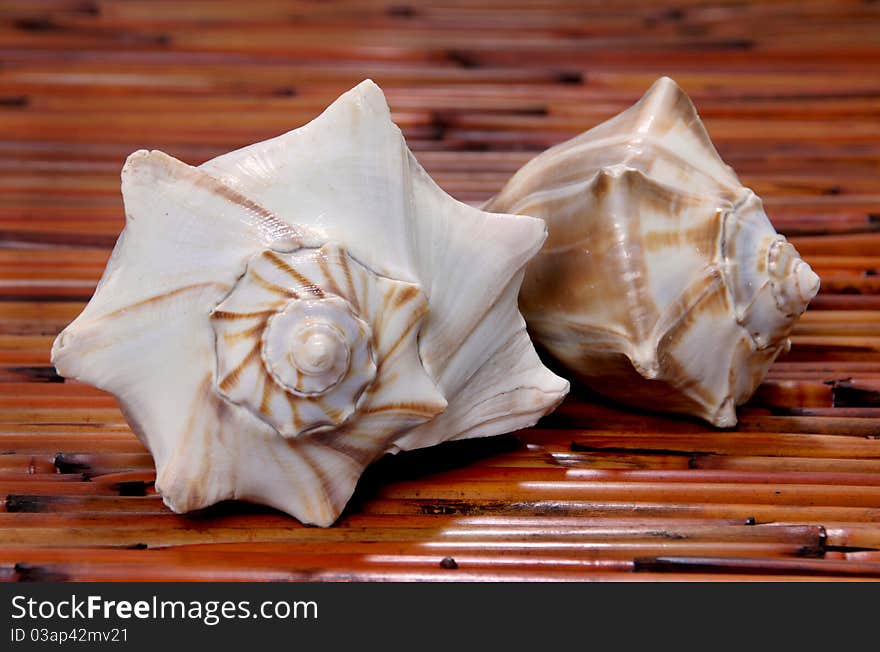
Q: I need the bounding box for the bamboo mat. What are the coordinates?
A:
[1,0,879,582]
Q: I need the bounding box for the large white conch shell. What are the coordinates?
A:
[51,80,569,526]
[485,77,819,428]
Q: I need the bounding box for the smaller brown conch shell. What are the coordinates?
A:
[486,77,820,427]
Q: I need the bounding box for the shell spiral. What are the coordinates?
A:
[49,80,569,526]
[211,244,428,438]
[485,77,819,427]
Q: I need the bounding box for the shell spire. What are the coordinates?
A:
[51,80,568,526]
[486,76,818,428]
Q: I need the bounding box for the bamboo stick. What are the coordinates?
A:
[634,556,880,578]
[357,499,880,524]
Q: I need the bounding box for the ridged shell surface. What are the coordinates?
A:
[485,77,819,427]
[51,80,569,526]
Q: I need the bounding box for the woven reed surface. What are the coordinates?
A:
[1,0,879,582]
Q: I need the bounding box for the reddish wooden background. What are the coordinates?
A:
[1,0,879,581]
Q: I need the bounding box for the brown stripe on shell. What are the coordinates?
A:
[182,160,302,246]
[379,371,398,385]
[642,81,692,136]
[165,373,212,478]
[315,397,345,424]
[217,341,262,392]
[359,262,371,314]
[361,401,445,419]
[655,351,718,413]
[338,250,360,311]
[367,284,427,367]
[723,211,738,264]
[391,284,421,311]
[756,242,768,274]
[527,316,634,357]
[143,150,302,248]
[642,214,722,255]
[592,168,612,200]
[654,272,732,409]
[259,375,275,414]
[498,174,588,225]
[707,208,727,255]
[642,229,681,252]
[262,250,325,298]
[311,423,375,463]
[369,280,396,342]
[638,170,707,214]
[727,353,739,406]
[316,249,344,299]
[156,374,228,512]
[633,146,740,198]
[211,308,277,321]
[250,269,299,299]
[649,267,723,351]
[376,299,429,366]
[291,446,338,521]
[221,321,265,344]
[314,417,410,467]
[207,182,275,222]
[658,268,731,349]
[101,282,228,320]
[284,391,301,432]
[769,241,798,280]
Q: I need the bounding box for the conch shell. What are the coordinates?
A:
[485,77,819,427]
[51,80,569,526]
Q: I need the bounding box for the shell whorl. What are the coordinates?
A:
[721,191,820,352]
[769,241,821,314]
[262,297,373,398]
[211,243,412,438]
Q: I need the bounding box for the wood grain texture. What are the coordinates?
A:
[0,0,879,581]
